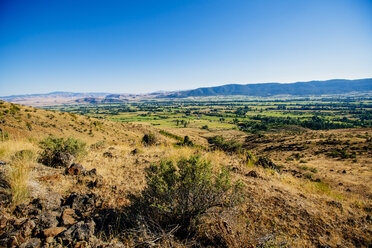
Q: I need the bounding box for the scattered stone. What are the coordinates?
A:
[0,215,7,229]
[21,219,36,238]
[103,152,113,158]
[27,193,62,213]
[13,203,29,218]
[87,177,103,189]
[61,208,79,226]
[0,170,11,206]
[59,221,95,241]
[64,193,96,212]
[131,148,139,155]
[43,227,67,238]
[84,168,97,176]
[246,170,258,178]
[55,152,75,168]
[38,211,59,228]
[43,192,63,212]
[19,238,41,248]
[66,164,86,175]
[45,236,55,244]
[74,241,89,248]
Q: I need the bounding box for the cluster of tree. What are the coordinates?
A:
[238,115,364,132]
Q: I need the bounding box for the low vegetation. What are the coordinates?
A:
[141,133,157,146]
[208,135,243,154]
[126,156,243,242]
[38,135,87,167]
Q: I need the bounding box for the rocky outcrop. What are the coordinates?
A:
[0,192,102,247]
[65,163,85,175]
[0,170,11,207]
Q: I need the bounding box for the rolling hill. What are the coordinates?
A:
[166,78,372,98]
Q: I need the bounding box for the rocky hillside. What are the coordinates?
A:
[0,100,371,247]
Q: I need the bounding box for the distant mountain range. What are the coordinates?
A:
[165,78,372,98]
[1,78,371,106]
[0,91,109,99]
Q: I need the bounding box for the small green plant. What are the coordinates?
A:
[90,140,105,150]
[141,133,157,146]
[38,135,87,167]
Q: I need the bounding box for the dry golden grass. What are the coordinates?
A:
[0,140,39,206]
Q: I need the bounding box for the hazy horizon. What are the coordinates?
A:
[1,0,372,95]
[1,77,372,97]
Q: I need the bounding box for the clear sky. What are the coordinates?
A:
[0,0,371,95]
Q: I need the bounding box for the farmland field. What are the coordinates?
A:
[46,95,372,133]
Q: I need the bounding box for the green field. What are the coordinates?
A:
[46,96,372,133]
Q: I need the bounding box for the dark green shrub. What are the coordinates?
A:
[38,136,87,167]
[201,125,209,130]
[208,135,243,154]
[159,130,183,141]
[141,133,157,146]
[134,155,243,235]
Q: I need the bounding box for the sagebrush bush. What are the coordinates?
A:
[38,135,86,167]
[141,133,157,146]
[208,135,243,154]
[133,155,243,236]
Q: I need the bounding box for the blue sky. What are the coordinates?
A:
[0,0,371,95]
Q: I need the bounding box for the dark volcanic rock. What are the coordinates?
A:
[19,238,41,248]
[55,152,75,168]
[59,221,95,242]
[43,227,67,238]
[103,152,113,158]
[87,177,103,189]
[66,163,86,175]
[60,208,79,226]
[38,211,59,229]
[63,193,96,212]
[84,168,97,176]
[0,170,11,207]
[246,170,259,178]
[30,192,62,212]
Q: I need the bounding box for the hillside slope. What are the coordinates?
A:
[166,78,372,97]
[0,101,371,247]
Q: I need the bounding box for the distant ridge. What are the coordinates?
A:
[165,78,372,98]
[0,91,109,98]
